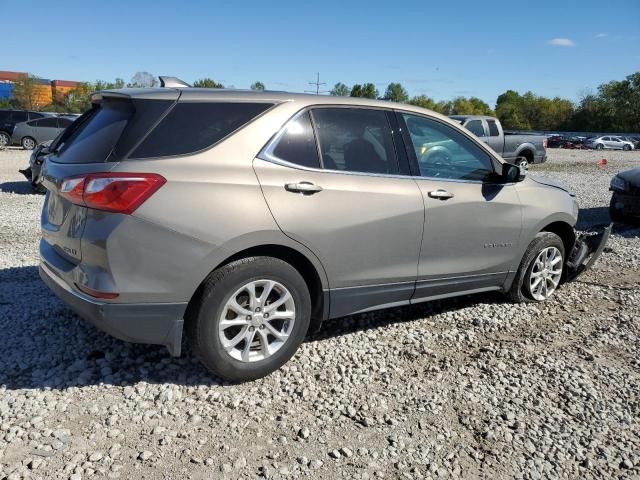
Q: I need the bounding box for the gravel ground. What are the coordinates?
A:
[0,148,639,480]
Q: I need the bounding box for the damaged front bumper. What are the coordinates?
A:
[565,223,612,281]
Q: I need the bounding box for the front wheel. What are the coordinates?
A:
[595,143,604,150]
[508,232,565,303]
[186,256,311,382]
[623,144,631,151]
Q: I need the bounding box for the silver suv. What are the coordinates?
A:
[39,83,610,381]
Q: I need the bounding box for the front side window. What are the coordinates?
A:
[311,108,398,175]
[487,120,500,137]
[465,119,485,137]
[269,111,320,168]
[402,113,495,181]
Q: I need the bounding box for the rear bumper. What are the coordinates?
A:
[40,261,186,356]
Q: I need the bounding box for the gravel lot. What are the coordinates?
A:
[0,148,639,480]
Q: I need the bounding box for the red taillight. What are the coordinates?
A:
[60,173,166,214]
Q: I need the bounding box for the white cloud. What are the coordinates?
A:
[546,38,576,47]
[595,33,608,38]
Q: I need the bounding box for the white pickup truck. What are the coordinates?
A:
[450,115,548,165]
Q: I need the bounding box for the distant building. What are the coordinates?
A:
[0,70,81,107]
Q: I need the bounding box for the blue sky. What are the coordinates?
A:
[5,0,639,106]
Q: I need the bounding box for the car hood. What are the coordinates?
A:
[529,174,572,194]
[618,168,640,186]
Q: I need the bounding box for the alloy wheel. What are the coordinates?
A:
[218,279,296,362]
[529,247,563,301]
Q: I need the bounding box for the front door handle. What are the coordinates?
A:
[284,182,323,194]
[428,189,454,200]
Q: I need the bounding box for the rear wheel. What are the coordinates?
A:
[21,137,36,150]
[0,131,9,147]
[508,232,565,303]
[186,256,311,381]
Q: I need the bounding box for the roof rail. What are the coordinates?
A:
[159,76,191,88]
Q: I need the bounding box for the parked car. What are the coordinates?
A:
[584,136,635,150]
[19,139,53,193]
[449,115,547,164]
[39,84,610,381]
[610,169,640,223]
[11,116,74,149]
[0,109,53,147]
[618,136,640,149]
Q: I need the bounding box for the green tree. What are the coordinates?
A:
[13,74,42,110]
[330,82,350,96]
[350,83,378,99]
[383,83,409,103]
[449,96,494,116]
[127,72,158,88]
[250,81,265,91]
[408,95,451,114]
[193,78,224,88]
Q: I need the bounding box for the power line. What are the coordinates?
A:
[304,72,328,95]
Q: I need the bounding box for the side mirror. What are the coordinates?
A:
[502,161,527,182]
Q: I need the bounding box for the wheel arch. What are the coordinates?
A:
[540,220,576,255]
[185,242,329,336]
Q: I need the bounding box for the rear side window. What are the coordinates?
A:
[487,120,500,137]
[58,118,73,128]
[311,108,398,175]
[131,102,273,159]
[269,112,320,168]
[27,119,40,127]
[51,99,134,164]
[29,112,45,120]
[39,118,58,127]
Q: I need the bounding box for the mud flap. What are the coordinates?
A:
[565,223,612,281]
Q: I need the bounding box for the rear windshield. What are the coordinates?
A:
[130,102,273,159]
[51,99,134,164]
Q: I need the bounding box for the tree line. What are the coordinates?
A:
[2,70,637,133]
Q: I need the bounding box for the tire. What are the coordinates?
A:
[186,256,311,382]
[21,137,36,150]
[595,143,604,150]
[0,131,10,147]
[508,232,565,303]
[623,144,631,151]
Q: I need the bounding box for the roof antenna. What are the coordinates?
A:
[159,76,191,88]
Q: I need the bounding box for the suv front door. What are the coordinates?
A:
[254,107,424,317]
[398,112,522,300]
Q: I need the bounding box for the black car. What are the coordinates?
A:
[0,109,51,147]
[610,169,640,223]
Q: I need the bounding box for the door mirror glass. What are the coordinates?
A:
[502,161,526,182]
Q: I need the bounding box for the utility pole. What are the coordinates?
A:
[305,72,327,95]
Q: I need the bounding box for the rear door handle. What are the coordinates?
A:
[428,189,454,200]
[284,182,323,194]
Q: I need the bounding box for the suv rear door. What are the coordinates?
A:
[397,111,522,300]
[254,107,424,317]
